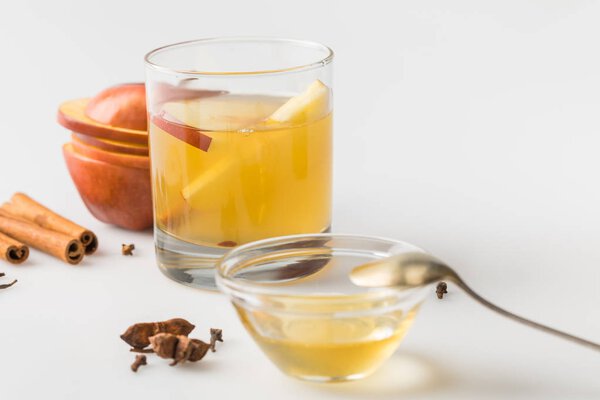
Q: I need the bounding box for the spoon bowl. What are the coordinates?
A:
[350,252,459,289]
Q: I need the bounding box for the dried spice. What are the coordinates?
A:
[131,355,147,372]
[0,231,29,264]
[149,333,211,366]
[120,318,195,349]
[122,244,135,256]
[218,241,237,247]
[0,279,17,289]
[1,272,17,290]
[209,328,223,352]
[1,193,98,255]
[436,281,448,299]
[0,211,84,265]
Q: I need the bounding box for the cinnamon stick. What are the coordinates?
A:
[0,231,29,264]
[1,193,98,255]
[0,214,84,265]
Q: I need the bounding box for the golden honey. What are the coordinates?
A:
[235,303,419,381]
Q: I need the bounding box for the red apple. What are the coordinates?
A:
[63,143,152,231]
[85,83,147,131]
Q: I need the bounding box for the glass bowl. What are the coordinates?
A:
[216,234,430,383]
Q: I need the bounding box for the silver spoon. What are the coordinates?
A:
[350,252,600,352]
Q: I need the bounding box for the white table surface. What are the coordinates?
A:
[1,1,599,399]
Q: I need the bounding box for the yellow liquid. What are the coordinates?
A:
[149,94,332,247]
[235,304,419,381]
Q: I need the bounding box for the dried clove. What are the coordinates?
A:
[130,348,154,354]
[209,328,223,352]
[1,272,17,290]
[122,243,135,256]
[0,279,17,290]
[149,333,211,366]
[131,355,147,372]
[217,241,237,247]
[436,281,448,299]
[120,318,195,349]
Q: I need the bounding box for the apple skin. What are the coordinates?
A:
[71,133,149,156]
[70,135,149,170]
[63,143,152,231]
[58,98,148,144]
[85,83,147,131]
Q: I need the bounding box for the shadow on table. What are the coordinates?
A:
[300,350,449,398]
[297,350,600,399]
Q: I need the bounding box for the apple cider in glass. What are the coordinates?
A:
[150,82,332,246]
[146,38,334,288]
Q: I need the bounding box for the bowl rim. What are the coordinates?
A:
[216,233,430,310]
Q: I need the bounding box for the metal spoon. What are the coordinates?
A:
[350,252,600,352]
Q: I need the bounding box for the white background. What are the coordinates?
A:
[1,1,600,399]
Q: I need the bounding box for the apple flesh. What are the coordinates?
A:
[85,83,147,131]
[63,143,152,231]
[58,98,149,144]
[71,133,149,156]
[70,136,149,170]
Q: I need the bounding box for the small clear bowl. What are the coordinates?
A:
[216,234,429,383]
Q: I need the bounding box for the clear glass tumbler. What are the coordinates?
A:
[145,38,333,289]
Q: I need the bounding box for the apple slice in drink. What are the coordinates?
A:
[175,81,331,206]
[266,80,330,125]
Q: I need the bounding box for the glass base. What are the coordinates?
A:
[155,226,332,290]
[155,228,227,290]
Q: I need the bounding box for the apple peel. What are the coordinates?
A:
[151,111,212,152]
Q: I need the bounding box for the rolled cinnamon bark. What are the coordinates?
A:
[0,214,84,265]
[0,231,29,264]
[1,193,97,255]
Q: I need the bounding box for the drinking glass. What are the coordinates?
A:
[145,38,333,289]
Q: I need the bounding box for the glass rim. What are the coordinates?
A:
[144,37,334,76]
[215,233,429,309]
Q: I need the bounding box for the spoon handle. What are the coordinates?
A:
[451,277,600,352]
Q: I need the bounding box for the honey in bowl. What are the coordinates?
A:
[217,234,428,382]
[235,299,419,381]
